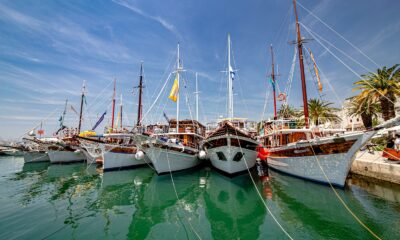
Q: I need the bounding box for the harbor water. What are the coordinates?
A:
[0,156,399,239]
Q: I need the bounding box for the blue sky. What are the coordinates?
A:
[0,0,399,140]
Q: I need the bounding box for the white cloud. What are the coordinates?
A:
[111,0,181,40]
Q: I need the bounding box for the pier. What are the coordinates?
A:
[351,151,400,185]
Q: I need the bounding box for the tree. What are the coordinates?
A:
[277,104,299,119]
[353,64,400,121]
[307,98,340,126]
[347,96,380,129]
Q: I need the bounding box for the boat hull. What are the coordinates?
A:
[48,150,86,164]
[23,151,49,163]
[267,131,375,187]
[102,150,148,171]
[207,146,258,175]
[145,146,200,174]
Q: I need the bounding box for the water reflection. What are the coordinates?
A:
[1,159,399,239]
[268,171,398,239]
[348,176,400,203]
[204,171,266,239]
[128,168,207,239]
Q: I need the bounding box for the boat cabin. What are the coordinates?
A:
[155,119,206,149]
[259,119,346,147]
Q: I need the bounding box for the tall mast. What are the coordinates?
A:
[78,81,85,133]
[293,0,309,128]
[227,34,234,120]
[136,62,144,126]
[111,78,116,129]
[120,94,123,130]
[176,43,180,133]
[195,72,199,121]
[270,45,277,119]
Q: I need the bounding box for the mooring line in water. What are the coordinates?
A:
[166,149,202,240]
[232,128,294,240]
[308,142,382,240]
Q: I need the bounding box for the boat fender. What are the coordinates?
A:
[135,151,145,160]
[198,150,207,159]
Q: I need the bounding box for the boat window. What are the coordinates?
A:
[216,152,227,161]
[205,138,227,148]
[233,152,243,162]
[231,138,257,151]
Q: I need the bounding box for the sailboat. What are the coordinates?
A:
[48,85,86,164]
[259,0,398,187]
[136,44,206,174]
[203,34,259,175]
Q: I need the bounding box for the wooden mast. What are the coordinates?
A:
[120,94,123,130]
[270,45,277,119]
[78,81,85,133]
[111,78,116,130]
[293,0,309,128]
[136,62,144,126]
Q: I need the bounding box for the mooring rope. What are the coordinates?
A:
[231,127,294,240]
[307,140,382,239]
[166,148,202,240]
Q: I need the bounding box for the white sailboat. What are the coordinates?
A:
[137,44,205,174]
[204,35,258,175]
[48,86,86,164]
[259,0,399,187]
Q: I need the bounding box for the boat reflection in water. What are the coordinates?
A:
[128,168,208,239]
[203,170,267,239]
[3,158,399,239]
[268,171,400,239]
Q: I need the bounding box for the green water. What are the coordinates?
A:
[0,156,399,239]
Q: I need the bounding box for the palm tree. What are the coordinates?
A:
[277,104,299,119]
[353,64,400,121]
[307,98,340,126]
[347,96,380,129]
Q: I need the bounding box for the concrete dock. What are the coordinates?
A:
[351,151,400,184]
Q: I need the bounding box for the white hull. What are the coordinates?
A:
[205,135,258,175]
[208,146,258,175]
[145,146,200,174]
[102,151,148,171]
[48,150,86,164]
[267,131,375,187]
[23,151,49,163]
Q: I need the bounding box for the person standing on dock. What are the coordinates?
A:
[394,134,400,151]
[256,144,270,180]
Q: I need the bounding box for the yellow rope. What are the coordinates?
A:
[231,127,294,240]
[308,141,382,240]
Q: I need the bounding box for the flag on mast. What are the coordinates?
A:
[229,66,235,80]
[168,75,179,102]
[70,105,79,116]
[91,111,106,130]
[309,49,322,92]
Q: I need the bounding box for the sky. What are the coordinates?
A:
[0,0,399,140]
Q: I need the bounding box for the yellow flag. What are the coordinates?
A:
[309,49,322,92]
[168,77,179,102]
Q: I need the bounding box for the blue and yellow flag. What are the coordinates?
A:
[168,77,179,102]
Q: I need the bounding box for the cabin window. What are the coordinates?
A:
[216,152,227,161]
[205,138,227,148]
[231,139,256,151]
[233,152,243,162]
